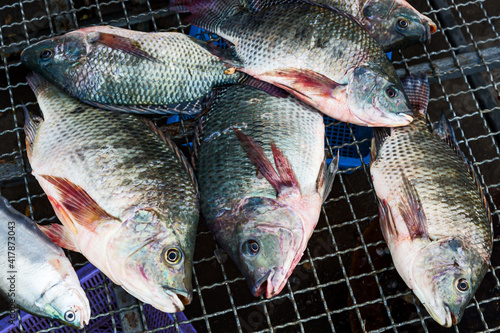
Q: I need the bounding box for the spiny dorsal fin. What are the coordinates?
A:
[89,32,158,62]
[23,103,43,160]
[141,118,198,191]
[400,75,429,115]
[316,153,339,203]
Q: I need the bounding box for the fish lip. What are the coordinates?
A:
[421,20,437,44]
[252,269,273,297]
[163,286,192,311]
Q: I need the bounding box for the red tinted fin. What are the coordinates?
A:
[23,103,43,160]
[377,198,398,242]
[92,32,158,62]
[239,76,289,98]
[41,175,116,232]
[263,68,342,101]
[398,175,428,240]
[38,223,79,252]
[234,129,300,194]
[400,75,429,115]
[270,143,299,189]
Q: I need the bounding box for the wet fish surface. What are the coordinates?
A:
[170,0,414,127]
[0,195,90,328]
[239,0,437,51]
[20,26,248,115]
[24,73,199,313]
[370,76,492,327]
[196,85,337,297]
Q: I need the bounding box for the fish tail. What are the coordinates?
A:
[169,0,242,31]
[400,75,429,115]
[26,72,51,98]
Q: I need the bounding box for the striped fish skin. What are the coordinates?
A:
[240,0,436,51]
[170,0,414,127]
[370,76,492,327]
[0,196,90,328]
[20,26,244,113]
[25,74,199,313]
[197,85,336,298]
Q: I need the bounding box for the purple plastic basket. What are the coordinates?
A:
[0,263,196,333]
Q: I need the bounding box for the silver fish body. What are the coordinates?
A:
[196,85,337,297]
[0,195,90,328]
[20,26,245,114]
[370,76,492,327]
[170,0,414,127]
[24,73,199,313]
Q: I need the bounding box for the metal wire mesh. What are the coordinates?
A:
[0,0,499,332]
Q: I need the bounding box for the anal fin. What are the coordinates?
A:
[38,223,79,252]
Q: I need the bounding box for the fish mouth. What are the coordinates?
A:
[252,269,276,298]
[426,303,454,328]
[355,111,413,127]
[162,287,192,312]
[421,20,438,44]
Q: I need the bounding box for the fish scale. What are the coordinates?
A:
[372,117,491,260]
[196,84,331,298]
[370,76,492,327]
[21,26,244,112]
[25,74,199,313]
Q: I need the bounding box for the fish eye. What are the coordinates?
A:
[243,239,260,256]
[40,49,53,60]
[397,18,409,29]
[385,87,398,98]
[456,278,470,293]
[163,247,182,264]
[64,310,75,322]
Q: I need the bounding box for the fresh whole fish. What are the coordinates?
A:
[20,26,254,115]
[24,73,199,312]
[239,0,437,52]
[196,85,338,297]
[0,195,90,328]
[169,0,414,127]
[370,76,492,327]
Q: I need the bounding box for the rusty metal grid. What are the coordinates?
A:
[0,0,499,332]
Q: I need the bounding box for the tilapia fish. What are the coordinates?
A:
[0,195,90,328]
[196,85,338,297]
[20,26,248,115]
[24,73,199,312]
[370,76,492,327]
[170,0,413,127]
[239,0,437,52]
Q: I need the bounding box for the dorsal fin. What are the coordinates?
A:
[141,118,198,191]
[400,75,429,115]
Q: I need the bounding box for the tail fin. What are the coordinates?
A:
[400,75,429,115]
[169,0,242,31]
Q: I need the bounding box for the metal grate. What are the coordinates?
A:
[0,0,499,332]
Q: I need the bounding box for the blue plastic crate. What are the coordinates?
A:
[189,26,227,48]
[0,263,196,333]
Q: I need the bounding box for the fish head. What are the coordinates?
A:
[107,208,195,312]
[35,277,90,328]
[361,0,437,51]
[20,31,89,85]
[410,238,488,327]
[216,197,304,298]
[347,64,413,126]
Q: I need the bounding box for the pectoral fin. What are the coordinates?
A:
[398,175,428,240]
[377,198,398,242]
[23,103,43,159]
[41,175,117,232]
[90,32,158,62]
[234,129,300,197]
[316,154,339,203]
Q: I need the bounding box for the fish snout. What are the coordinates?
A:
[163,286,192,311]
[421,20,438,44]
[251,269,277,298]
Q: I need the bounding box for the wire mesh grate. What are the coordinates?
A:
[0,0,499,332]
